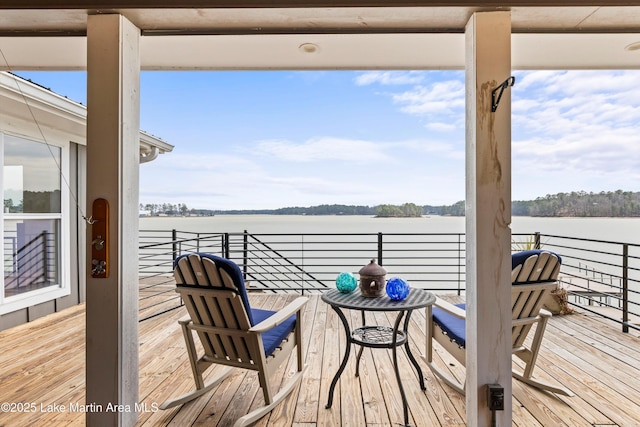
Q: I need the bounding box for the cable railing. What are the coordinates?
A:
[3,230,55,296]
[139,228,639,332]
[528,232,640,333]
[140,230,468,292]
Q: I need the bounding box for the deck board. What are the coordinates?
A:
[0,290,639,427]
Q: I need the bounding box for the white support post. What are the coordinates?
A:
[465,11,513,427]
[86,14,140,426]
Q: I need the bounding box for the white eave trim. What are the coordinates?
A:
[0,72,174,160]
[0,71,85,125]
[140,130,174,163]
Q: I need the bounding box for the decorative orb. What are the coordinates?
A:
[386,277,410,301]
[336,272,357,293]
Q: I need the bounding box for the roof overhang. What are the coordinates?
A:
[2,32,640,71]
[2,5,640,70]
[0,72,174,160]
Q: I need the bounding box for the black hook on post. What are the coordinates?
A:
[491,76,516,112]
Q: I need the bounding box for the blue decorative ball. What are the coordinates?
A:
[386,277,410,301]
[336,272,357,293]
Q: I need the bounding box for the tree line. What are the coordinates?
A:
[139,203,192,216]
[140,190,640,217]
[427,190,640,217]
[428,190,640,217]
[512,190,640,217]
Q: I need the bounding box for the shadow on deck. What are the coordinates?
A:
[1,277,639,426]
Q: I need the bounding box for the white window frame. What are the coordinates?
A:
[0,132,71,315]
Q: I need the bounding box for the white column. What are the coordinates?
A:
[465,11,512,427]
[86,14,140,426]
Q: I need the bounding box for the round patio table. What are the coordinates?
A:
[321,288,436,427]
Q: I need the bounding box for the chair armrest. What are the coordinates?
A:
[178,315,192,326]
[249,296,309,333]
[539,308,552,318]
[433,297,467,319]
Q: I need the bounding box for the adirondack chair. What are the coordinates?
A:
[425,249,574,396]
[160,253,308,427]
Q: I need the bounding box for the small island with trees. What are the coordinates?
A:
[374,203,423,217]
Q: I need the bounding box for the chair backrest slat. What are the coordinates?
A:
[512,283,555,347]
[511,250,561,348]
[179,287,254,362]
[206,294,248,361]
[174,253,256,364]
[201,256,226,287]
[187,292,225,358]
[515,254,538,282]
[174,256,196,285]
[511,264,522,282]
[512,250,561,284]
[188,254,212,286]
[540,259,560,282]
[527,251,549,282]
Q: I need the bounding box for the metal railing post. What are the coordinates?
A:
[534,232,541,249]
[41,231,48,283]
[378,232,383,266]
[171,229,178,262]
[301,234,305,296]
[458,233,463,295]
[242,231,248,280]
[622,243,629,333]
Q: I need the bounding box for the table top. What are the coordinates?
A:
[321,288,436,312]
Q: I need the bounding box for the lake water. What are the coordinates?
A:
[140,215,640,246]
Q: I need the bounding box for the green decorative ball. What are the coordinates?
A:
[336,272,357,293]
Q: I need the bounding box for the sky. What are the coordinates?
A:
[13,69,640,210]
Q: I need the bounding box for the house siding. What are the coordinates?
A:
[0,142,85,331]
[0,72,169,331]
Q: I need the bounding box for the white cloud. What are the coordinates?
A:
[141,152,265,187]
[354,71,425,86]
[392,80,465,115]
[400,139,464,160]
[425,122,458,132]
[139,69,640,210]
[254,137,391,163]
[512,70,640,185]
[365,69,640,202]
[140,133,467,210]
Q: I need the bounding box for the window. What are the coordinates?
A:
[1,133,69,314]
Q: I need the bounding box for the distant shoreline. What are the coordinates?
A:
[141,190,640,218]
[140,213,640,219]
[137,215,640,246]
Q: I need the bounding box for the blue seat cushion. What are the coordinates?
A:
[251,308,297,357]
[512,249,561,270]
[432,303,466,348]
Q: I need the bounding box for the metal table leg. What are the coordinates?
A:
[325,305,351,409]
[321,289,436,426]
[403,310,426,390]
[392,310,411,427]
[325,303,424,426]
[355,310,366,377]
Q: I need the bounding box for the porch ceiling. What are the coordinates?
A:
[1,4,640,70]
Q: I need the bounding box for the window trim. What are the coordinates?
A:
[0,132,71,315]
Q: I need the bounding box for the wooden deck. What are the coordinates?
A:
[1,279,640,427]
